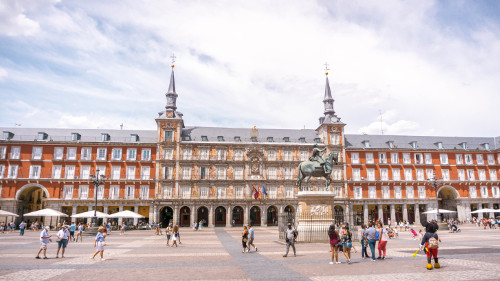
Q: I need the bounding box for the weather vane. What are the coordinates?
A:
[324,62,330,75]
[170,53,176,68]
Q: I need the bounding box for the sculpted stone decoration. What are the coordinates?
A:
[246,148,264,176]
[296,146,339,191]
[310,204,328,215]
[251,157,259,174]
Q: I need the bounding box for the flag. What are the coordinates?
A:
[262,185,268,198]
[252,185,259,200]
[257,186,262,200]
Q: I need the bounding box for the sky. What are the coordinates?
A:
[0,0,500,137]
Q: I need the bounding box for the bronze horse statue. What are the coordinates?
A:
[296,151,339,190]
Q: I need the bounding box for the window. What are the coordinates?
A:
[440,154,448,164]
[406,186,414,198]
[380,168,388,180]
[109,185,120,199]
[489,170,497,181]
[392,168,400,181]
[181,148,193,160]
[442,169,450,181]
[67,148,77,160]
[403,153,411,164]
[424,153,432,164]
[436,142,443,149]
[251,137,259,142]
[368,186,376,199]
[387,141,394,148]
[283,151,293,161]
[141,149,151,161]
[476,154,484,165]
[299,151,308,161]
[331,134,340,145]
[0,147,7,159]
[458,169,465,181]
[200,187,209,198]
[183,136,191,141]
[284,167,294,180]
[125,185,135,199]
[234,136,241,142]
[366,153,374,164]
[112,166,121,180]
[299,137,306,143]
[216,167,226,179]
[32,147,42,160]
[418,186,426,198]
[267,167,277,179]
[37,132,48,140]
[426,169,434,180]
[332,168,342,180]
[217,136,224,142]
[492,186,500,198]
[352,168,361,181]
[198,149,208,160]
[267,150,276,161]
[480,186,488,198]
[140,185,149,199]
[63,185,73,199]
[351,152,359,164]
[111,148,122,160]
[201,136,208,141]
[79,185,89,199]
[268,186,277,199]
[130,134,139,142]
[164,131,174,141]
[283,137,290,142]
[163,167,173,180]
[469,186,477,198]
[354,186,362,199]
[216,186,226,198]
[416,169,424,181]
[382,186,390,199]
[71,133,81,141]
[234,167,244,180]
[363,140,370,148]
[53,147,64,160]
[141,166,150,180]
[127,148,137,160]
[456,154,463,165]
[267,137,274,142]
[414,153,423,164]
[379,153,387,164]
[180,186,191,198]
[233,150,243,161]
[391,153,399,164]
[0,165,4,179]
[234,186,244,199]
[164,149,174,160]
[464,154,473,165]
[487,154,495,165]
[367,168,375,181]
[29,165,41,179]
[2,131,14,140]
[101,133,110,141]
[404,169,413,181]
[216,149,226,160]
[81,147,92,160]
[199,167,208,179]
[65,166,75,179]
[467,169,475,181]
[52,165,62,179]
[181,167,191,180]
[394,186,402,198]
[410,141,417,149]
[96,165,106,177]
[97,148,107,160]
[80,166,91,179]
[126,166,136,179]
[10,146,20,159]
[286,186,294,198]
[478,169,486,181]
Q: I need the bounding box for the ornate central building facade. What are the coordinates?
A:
[0,66,499,227]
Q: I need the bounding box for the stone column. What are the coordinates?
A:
[347,203,354,226]
[173,205,179,226]
[465,203,472,221]
[71,206,77,223]
[377,204,383,222]
[261,206,267,227]
[103,206,108,224]
[414,204,420,225]
[489,203,495,219]
[403,204,408,222]
[226,205,232,227]
[390,204,396,223]
[149,205,154,224]
[118,205,124,225]
[363,204,369,225]
[208,205,214,227]
[191,205,196,227]
[133,206,139,225]
[478,205,484,219]
[244,205,249,226]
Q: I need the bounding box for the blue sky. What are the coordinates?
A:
[0,0,499,137]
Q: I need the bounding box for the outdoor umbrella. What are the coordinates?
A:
[108,210,144,219]
[71,210,110,218]
[422,209,456,214]
[470,208,500,214]
[0,210,19,224]
[23,208,69,229]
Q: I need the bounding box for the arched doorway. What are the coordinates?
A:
[232,206,244,226]
[180,206,190,227]
[197,206,208,227]
[267,206,278,226]
[17,184,49,223]
[250,206,261,226]
[160,206,173,227]
[334,205,344,225]
[284,205,294,214]
[215,206,226,226]
[438,186,459,221]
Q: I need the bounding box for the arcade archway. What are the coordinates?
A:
[180,206,191,227]
[437,186,459,220]
[197,206,208,227]
[160,206,174,227]
[250,206,261,226]
[214,206,226,226]
[267,206,278,226]
[17,184,49,221]
[232,206,244,226]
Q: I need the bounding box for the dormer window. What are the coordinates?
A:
[283,137,290,142]
[234,136,241,142]
[217,136,224,142]
[299,137,306,143]
[71,133,81,141]
[37,132,48,140]
[387,141,394,149]
[363,140,370,148]
[101,133,110,142]
[130,134,139,142]
[267,137,274,142]
[182,136,191,141]
[2,131,14,140]
[201,136,208,141]
[483,143,490,150]
[436,142,443,149]
[410,141,417,149]
[251,137,258,142]
[460,142,467,150]
[314,138,321,143]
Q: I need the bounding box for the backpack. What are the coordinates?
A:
[428,234,439,249]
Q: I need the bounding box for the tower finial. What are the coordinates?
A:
[324,61,330,76]
[170,53,176,68]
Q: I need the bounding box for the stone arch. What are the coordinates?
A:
[15,183,50,200]
[437,185,460,199]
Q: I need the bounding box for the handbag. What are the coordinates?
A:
[243,237,248,243]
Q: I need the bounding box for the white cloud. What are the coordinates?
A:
[0,1,40,36]
[0,68,7,81]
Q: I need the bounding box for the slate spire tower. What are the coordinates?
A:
[319,65,341,125]
[165,63,178,112]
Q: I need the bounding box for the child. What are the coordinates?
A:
[393,227,398,237]
[410,228,418,239]
[420,222,441,270]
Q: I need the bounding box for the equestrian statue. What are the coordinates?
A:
[296,144,339,190]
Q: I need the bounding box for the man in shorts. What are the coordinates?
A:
[56,225,70,258]
[36,226,52,259]
[69,222,76,242]
[247,225,258,252]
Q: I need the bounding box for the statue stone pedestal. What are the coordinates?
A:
[295,190,336,242]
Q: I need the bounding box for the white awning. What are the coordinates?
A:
[108,210,144,219]
[0,210,19,217]
[71,210,110,218]
[23,208,69,217]
[422,209,456,214]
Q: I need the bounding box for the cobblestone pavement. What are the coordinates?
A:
[1,224,500,280]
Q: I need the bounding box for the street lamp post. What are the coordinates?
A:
[90,169,105,227]
[428,173,442,222]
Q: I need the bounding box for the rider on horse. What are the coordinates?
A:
[309,144,327,173]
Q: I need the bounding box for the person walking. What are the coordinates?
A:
[176,224,182,244]
[377,223,389,260]
[340,223,353,264]
[171,224,179,247]
[55,225,70,258]
[283,223,298,257]
[360,224,368,259]
[241,226,249,253]
[165,223,173,247]
[76,223,83,243]
[420,221,441,270]
[69,222,76,242]
[35,226,52,259]
[199,220,203,231]
[106,222,111,234]
[365,222,377,262]
[247,225,258,252]
[328,224,340,264]
[120,222,126,235]
[91,226,107,261]
[19,221,26,236]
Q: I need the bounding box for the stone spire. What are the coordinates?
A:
[319,65,341,124]
[165,67,178,111]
